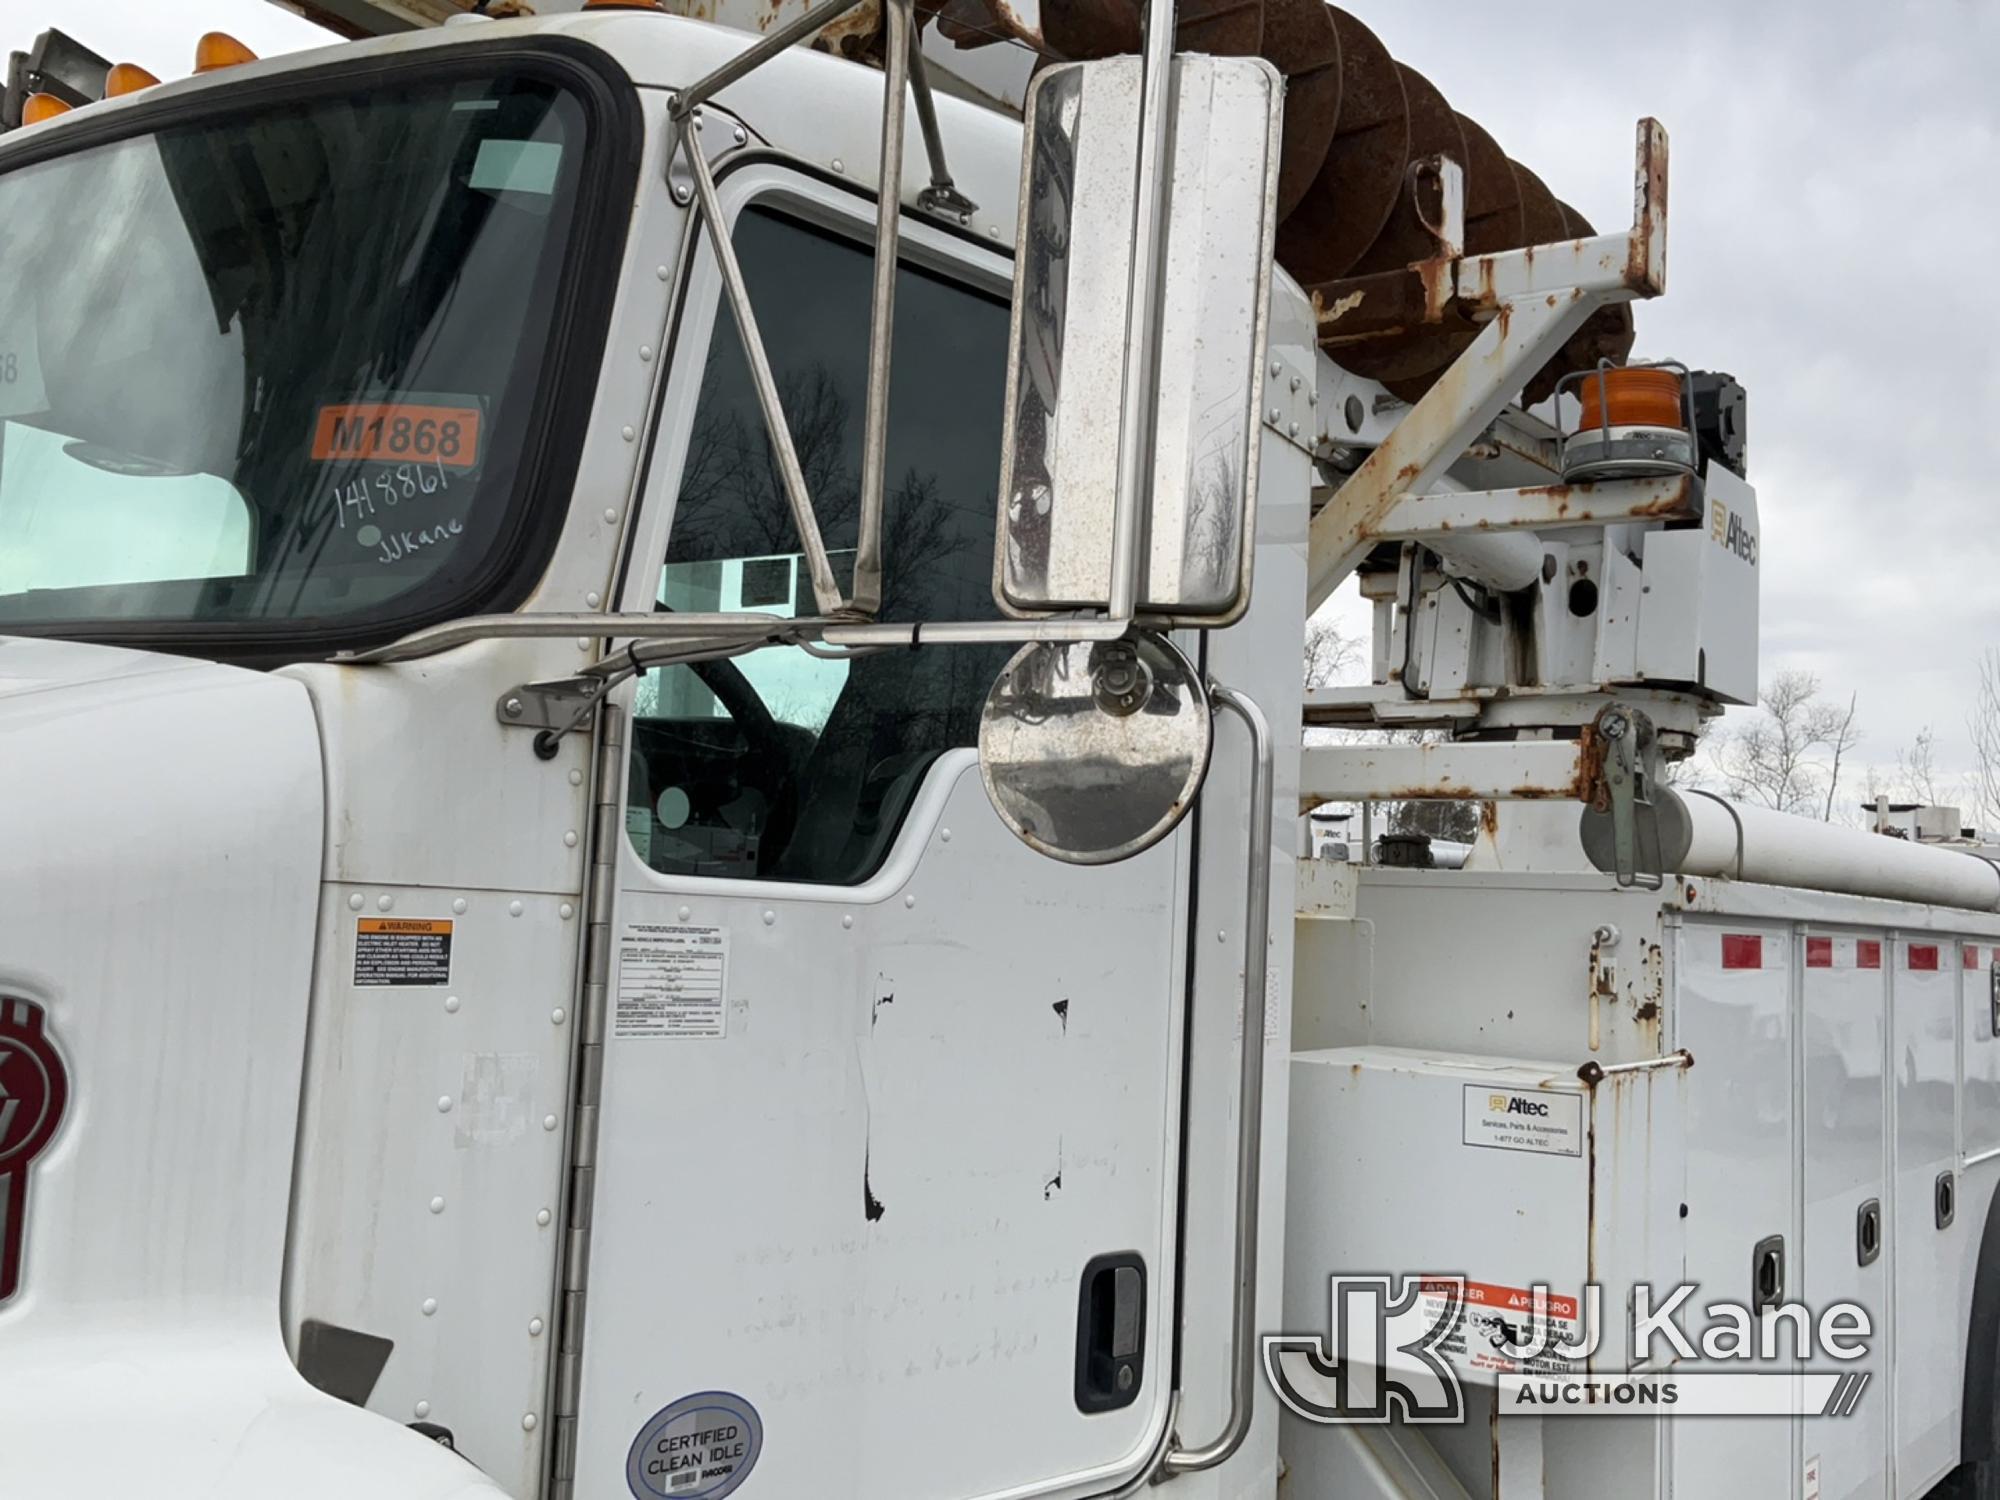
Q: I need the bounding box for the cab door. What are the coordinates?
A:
[564,167,1191,1500]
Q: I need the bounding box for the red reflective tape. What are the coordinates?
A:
[1722,934,1763,970]
[1968,945,1983,970]
[1857,940,1883,970]
[1806,937,1833,969]
[1910,944,1941,972]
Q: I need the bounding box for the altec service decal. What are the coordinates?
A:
[627,1390,763,1500]
[1461,1085,1583,1157]
[0,997,69,1304]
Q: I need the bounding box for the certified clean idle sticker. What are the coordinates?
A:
[1461,1084,1583,1157]
[627,1390,763,1499]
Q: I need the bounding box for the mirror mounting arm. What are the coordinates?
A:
[1158,681,1273,1478]
[1107,0,1181,622]
[850,0,915,619]
[679,122,848,615]
[667,0,869,124]
[907,27,977,221]
[665,0,932,623]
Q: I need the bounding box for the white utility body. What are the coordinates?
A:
[0,6,1992,1500]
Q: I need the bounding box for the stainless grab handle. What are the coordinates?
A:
[1159,682,1274,1478]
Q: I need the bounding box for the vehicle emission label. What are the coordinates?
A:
[1462,1085,1583,1157]
[626,1390,762,1499]
[353,917,453,987]
[616,924,729,1039]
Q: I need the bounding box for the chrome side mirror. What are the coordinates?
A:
[995,54,1282,625]
[977,633,1209,863]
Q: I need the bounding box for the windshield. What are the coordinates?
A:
[0,67,597,647]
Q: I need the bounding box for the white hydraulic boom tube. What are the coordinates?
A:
[1605,789,2000,913]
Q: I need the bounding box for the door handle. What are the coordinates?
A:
[1939,1172,1957,1231]
[1076,1253,1147,1412]
[1158,683,1273,1480]
[1751,1234,1785,1313]
[1856,1198,1881,1267]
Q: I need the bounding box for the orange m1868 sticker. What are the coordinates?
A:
[312,402,481,468]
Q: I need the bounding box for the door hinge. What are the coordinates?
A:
[549,704,623,1500]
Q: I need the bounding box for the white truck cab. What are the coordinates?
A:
[3,8,1997,1500]
[0,15,1305,1496]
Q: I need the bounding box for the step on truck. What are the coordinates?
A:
[1,4,1996,1499]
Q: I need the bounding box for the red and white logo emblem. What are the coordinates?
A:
[0,998,68,1305]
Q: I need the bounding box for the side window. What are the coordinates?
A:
[628,207,1011,884]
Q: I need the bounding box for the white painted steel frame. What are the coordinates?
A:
[1305,120,1671,613]
[1297,740,1587,812]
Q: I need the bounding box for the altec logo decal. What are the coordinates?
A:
[1490,1095,1549,1117]
[1709,499,1758,565]
[0,998,68,1304]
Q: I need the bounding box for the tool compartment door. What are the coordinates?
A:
[1671,918,1799,1499]
[566,173,1189,1500]
[1801,928,1887,1500]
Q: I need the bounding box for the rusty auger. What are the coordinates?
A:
[919,0,1637,402]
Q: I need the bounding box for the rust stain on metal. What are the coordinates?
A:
[820,0,885,55]
[1587,929,1617,1053]
[1634,939,1665,1048]
[1568,722,1606,809]
[1625,118,1670,295]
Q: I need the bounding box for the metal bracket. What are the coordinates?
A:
[666,102,756,208]
[498,677,605,759]
[1297,738,1592,811]
[1262,350,1316,454]
[1305,119,1672,612]
[1366,472,1702,541]
[1592,705,1667,889]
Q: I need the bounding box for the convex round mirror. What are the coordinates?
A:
[977,633,1211,864]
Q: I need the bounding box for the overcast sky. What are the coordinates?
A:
[25,1,2000,797]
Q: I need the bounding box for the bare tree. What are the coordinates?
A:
[1304,617,1359,688]
[1969,649,2000,834]
[1666,716,1719,788]
[1898,724,1941,807]
[1717,670,1863,819]
[1821,690,1861,822]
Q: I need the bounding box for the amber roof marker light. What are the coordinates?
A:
[21,92,73,125]
[194,32,259,73]
[103,62,162,98]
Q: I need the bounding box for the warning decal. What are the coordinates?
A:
[354,917,453,987]
[1418,1277,1583,1378]
[1462,1084,1583,1157]
[616,924,729,1039]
